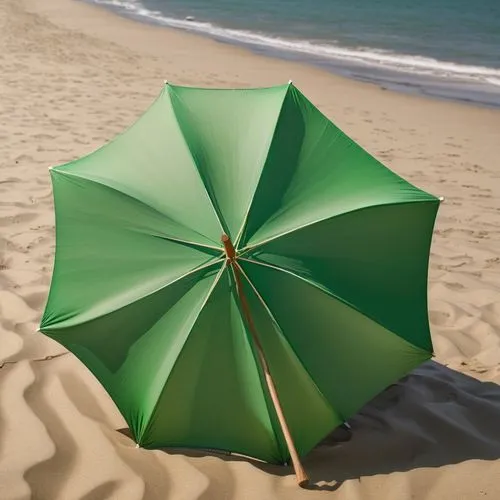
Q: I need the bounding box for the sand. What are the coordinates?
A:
[1,0,499,498]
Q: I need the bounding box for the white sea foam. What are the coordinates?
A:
[88,0,500,87]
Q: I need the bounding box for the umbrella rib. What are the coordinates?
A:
[138,263,227,445]
[235,262,345,424]
[238,198,438,256]
[166,85,228,236]
[51,169,222,253]
[233,82,292,249]
[149,234,221,253]
[238,257,431,354]
[42,257,224,332]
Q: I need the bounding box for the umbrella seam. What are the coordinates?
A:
[239,198,439,256]
[238,257,432,355]
[41,258,224,332]
[294,85,433,190]
[166,84,229,237]
[138,264,227,445]
[51,169,223,252]
[236,262,346,435]
[233,82,293,249]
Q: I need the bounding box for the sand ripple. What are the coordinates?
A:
[1,0,499,498]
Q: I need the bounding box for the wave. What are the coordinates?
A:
[87,0,500,87]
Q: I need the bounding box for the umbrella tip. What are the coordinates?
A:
[221,234,236,260]
[288,79,293,84]
[439,196,445,202]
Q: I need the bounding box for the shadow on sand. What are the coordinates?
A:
[118,361,500,491]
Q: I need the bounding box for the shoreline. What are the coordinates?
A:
[80,0,500,109]
[22,0,500,115]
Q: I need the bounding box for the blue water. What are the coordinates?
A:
[84,0,500,107]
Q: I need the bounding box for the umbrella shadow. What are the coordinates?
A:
[117,361,500,491]
[304,360,500,489]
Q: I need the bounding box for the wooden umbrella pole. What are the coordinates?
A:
[222,235,309,488]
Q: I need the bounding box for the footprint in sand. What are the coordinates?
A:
[429,309,452,326]
[14,154,35,163]
[0,213,39,226]
[21,290,47,311]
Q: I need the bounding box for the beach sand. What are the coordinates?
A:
[1,0,500,498]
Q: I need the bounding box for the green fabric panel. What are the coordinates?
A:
[238,269,343,461]
[54,86,222,245]
[240,85,437,248]
[247,201,438,351]
[43,265,221,441]
[168,84,289,240]
[141,268,282,464]
[41,171,220,330]
[241,260,431,420]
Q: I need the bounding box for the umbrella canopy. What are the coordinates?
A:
[40,82,439,469]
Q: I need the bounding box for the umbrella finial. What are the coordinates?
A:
[221,234,236,261]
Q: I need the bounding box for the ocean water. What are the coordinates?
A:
[84,0,500,107]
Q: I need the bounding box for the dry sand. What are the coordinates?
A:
[1,0,500,498]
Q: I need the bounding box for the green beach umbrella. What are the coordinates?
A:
[40,82,440,485]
